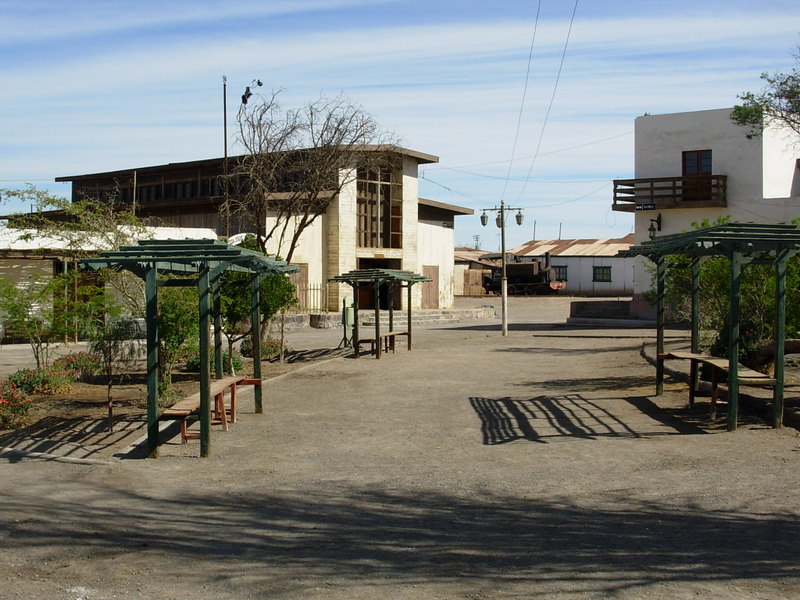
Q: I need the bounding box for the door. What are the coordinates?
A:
[421,265,439,309]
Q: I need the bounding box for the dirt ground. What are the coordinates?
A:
[1,296,800,600]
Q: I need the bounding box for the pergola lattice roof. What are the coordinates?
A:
[619,223,800,260]
[83,238,298,277]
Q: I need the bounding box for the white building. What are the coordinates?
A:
[612,107,800,301]
[511,235,636,296]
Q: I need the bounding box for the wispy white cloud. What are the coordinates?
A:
[1,1,798,246]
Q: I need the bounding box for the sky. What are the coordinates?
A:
[1,0,799,251]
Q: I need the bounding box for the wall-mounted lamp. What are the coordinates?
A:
[648,213,662,240]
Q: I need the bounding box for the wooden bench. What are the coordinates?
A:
[357,331,408,356]
[658,351,776,418]
[159,376,262,443]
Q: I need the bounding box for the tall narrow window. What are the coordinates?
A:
[357,167,402,248]
[682,149,712,202]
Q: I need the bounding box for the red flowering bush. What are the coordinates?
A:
[0,381,33,429]
[8,366,75,395]
[53,352,101,382]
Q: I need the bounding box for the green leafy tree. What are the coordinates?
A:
[731,45,800,138]
[217,235,297,371]
[1,184,148,316]
[0,275,67,369]
[157,285,198,400]
[87,318,142,432]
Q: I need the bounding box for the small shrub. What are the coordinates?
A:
[0,381,33,429]
[183,349,244,373]
[158,381,181,408]
[240,337,287,359]
[53,351,102,382]
[8,365,75,395]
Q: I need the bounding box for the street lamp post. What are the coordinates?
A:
[222,76,262,236]
[480,201,524,336]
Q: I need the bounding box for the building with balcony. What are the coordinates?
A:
[613,107,800,298]
[56,147,472,311]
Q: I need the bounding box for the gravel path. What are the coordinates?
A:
[1,297,799,599]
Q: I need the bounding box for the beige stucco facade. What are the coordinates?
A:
[261,154,469,311]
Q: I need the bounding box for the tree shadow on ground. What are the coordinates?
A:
[281,347,350,363]
[1,482,797,597]
[0,415,144,460]
[469,394,704,445]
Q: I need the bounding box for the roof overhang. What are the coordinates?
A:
[419,197,473,216]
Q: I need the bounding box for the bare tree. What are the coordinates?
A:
[226,90,399,262]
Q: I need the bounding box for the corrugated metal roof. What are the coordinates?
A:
[511,234,636,257]
[454,247,498,267]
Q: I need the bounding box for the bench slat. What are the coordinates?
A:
[660,351,775,387]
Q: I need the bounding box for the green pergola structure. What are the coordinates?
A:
[619,223,800,431]
[81,239,298,458]
[328,268,431,358]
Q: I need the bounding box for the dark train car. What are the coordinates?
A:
[483,256,566,295]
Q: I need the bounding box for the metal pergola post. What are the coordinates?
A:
[774,253,787,428]
[727,250,741,431]
[198,265,212,457]
[251,272,264,414]
[213,276,223,379]
[145,266,160,458]
[655,256,666,396]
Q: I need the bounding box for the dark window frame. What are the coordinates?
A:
[592,266,612,282]
[682,149,712,176]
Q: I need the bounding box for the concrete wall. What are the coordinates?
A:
[418,221,455,308]
[549,256,636,296]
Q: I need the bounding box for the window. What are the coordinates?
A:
[554,265,568,281]
[682,149,712,175]
[356,167,402,248]
[682,149,713,202]
[592,266,612,282]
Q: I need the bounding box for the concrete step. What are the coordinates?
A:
[308,307,495,329]
[360,307,494,327]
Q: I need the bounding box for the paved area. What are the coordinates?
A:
[1,296,799,599]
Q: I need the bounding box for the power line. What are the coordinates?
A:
[500,0,542,203]
[516,0,580,203]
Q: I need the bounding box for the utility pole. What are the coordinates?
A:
[479,202,524,336]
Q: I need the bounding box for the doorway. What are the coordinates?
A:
[357,258,402,309]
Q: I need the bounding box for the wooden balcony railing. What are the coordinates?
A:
[612,175,727,212]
